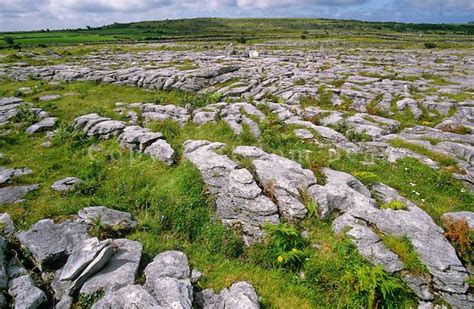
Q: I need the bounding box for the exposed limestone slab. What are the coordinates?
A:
[80,239,142,296]
[16,219,89,271]
[68,243,115,295]
[234,145,314,221]
[196,281,259,309]
[0,184,39,205]
[92,284,162,309]
[25,117,58,134]
[308,168,472,306]
[0,167,32,185]
[51,177,82,193]
[78,206,137,231]
[8,274,47,309]
[0,213,15,237]
[119,126,163,152]
[60,238,112,281]
[183,140,279,244]
[87,120,126,139]
[143,139,175,165]
[141,104,190,126]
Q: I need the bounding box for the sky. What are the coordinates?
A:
[0,0,473,32]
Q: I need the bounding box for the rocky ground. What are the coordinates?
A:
[0,42,472,308]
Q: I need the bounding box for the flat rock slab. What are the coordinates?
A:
[183,140,279,244]
[144,251,193,308]
[51,177,82,192]
[143,139,175,165]
[0,184,39,205]
[78,206,137,231]
[8,274,47,309]
[68,242,115,295]
[92,284,161,309]
[17,219,89,271]
[144,251,190,280]
[25,117,58,134]
[80,238,142,296]
[442,211,474,229]
[0,213,15,237]
[234,145,314,221]
[60,238,112,281]
[0,167,32,185]
[39,94,61,101]
[197,281,259,309]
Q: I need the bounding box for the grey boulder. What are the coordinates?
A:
[196,281,259,309]
[25,117,58,134]
[16,219,89,271]
[80,239,142,296]
[144,251,192,309]
[77,206,137,231]
[8,274,47,309]
[0,184,39,205]
[51,177,82,193]
[92,284,162,309]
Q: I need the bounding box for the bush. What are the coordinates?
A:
[237,35,247,44]
[3,36,14,45]
[424,42,437,49]
[13,105,37,124]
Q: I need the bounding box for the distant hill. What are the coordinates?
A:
[1,18,473,47]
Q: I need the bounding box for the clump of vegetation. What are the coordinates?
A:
[424,42,437,49]
[443,218,473,265]
[259,223,308,271]
[343,265,407,308]
[346,129,371,142]
[13,105,37,124]
[3,36,14,46]
[237,34,247,44]
[380,235,428,275]
[298,188,318,219]
[175,58,199,71]
[439,124,471,135]
[353,171,379,185]
[293,78,306,86]
[389,138,460,170]
[380,200,408,210]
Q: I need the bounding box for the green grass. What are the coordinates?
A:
[389,138,460,170]
[380,235,428,276]
[1,79,473,307]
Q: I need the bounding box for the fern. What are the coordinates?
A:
[343,265,405,308]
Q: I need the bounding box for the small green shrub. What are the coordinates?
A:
[346,129,371,142]
[424,42,437,49]
[13,105,37,124]
[294,78,306,86]
[381,235,427,275]
[353,171,379,185]
[237,35,247,44]
[380,200,407,210]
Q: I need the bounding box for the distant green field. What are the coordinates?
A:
[1,18,473,48]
